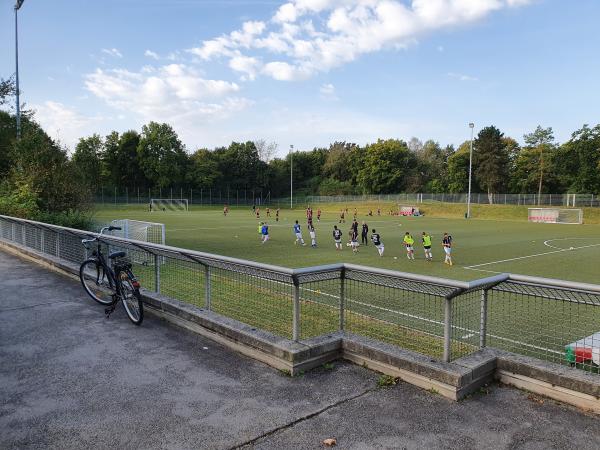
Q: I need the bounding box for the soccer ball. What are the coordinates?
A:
[394,256,398,260]
[569,247,574,250]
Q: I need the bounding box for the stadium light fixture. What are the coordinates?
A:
[467,122,475,219]
[14,0,25,139]
[290,144,294,209]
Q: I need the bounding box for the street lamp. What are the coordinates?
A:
[15,0,25,140]
[290,144,294,209]
[467,122,475,219]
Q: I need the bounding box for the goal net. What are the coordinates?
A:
[399,205,420,216]
[528,208,583,224]
[150,198,188,211]
[110,219,166,264]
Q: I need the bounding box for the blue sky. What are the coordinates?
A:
[1,0,599,156]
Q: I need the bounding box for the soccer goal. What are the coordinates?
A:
[110,219,166,264]
[399,205,420,216]
[528,208,583,224]
[150,198,189,211]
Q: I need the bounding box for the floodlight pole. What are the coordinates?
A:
[290,144,294,209]
[467,123,475,219]
[15,0,25,140]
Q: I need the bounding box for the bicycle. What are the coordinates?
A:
[79,225,144,325]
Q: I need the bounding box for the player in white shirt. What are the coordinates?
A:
[309,224,317,248]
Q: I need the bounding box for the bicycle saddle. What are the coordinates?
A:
[108,251,126,260]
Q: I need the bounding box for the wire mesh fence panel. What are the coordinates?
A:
[343,277,448,359]
[158,257,204,308]
[487,282,600,374]
[298,278,341,339]
[209,267,294,339]
[450,290,484,360]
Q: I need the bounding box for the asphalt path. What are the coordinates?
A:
[1,248,599,449]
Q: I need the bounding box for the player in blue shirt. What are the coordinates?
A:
[293,220,306,246]
[261,223,269,244]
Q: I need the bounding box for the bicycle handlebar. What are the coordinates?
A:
[81,225,122,246]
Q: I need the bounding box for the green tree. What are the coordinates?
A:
[9,119,89,213]
[72,134,103,189]
[553,124,600,193]
[137,122,188,189]
[187,149,221,189]
[522,126,555,200]
[473,126,509,202]
[358,139,417,194]
[446,141,472,193]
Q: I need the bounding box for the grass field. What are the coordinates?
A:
[93,202,600,284]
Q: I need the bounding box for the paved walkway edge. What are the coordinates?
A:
[1,239,599,413]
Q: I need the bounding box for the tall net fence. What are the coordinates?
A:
[95,188,600,208]
[1,214,599,373]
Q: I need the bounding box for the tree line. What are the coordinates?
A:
[69,122,600,201]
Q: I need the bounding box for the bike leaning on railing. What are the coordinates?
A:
[79,226,144,325]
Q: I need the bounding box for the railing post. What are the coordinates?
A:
[205,265,211,310]
[154,254,160,293]
[40,229,45,253]
[292,277,300,341]
[443,296,452,362]
[56,231,60,257]
[480,289,488,348]
[339,269,345,331]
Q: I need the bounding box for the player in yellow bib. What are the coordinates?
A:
[403,232,415,260]
[422,232,433,261]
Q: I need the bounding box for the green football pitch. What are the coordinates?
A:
[93,204,600,284]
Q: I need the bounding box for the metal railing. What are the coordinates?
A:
[1,214,599,373]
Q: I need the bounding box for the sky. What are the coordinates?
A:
[1,0,599,156]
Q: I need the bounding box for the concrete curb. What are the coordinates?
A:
[1,239,598,411]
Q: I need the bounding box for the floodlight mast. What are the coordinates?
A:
[15,0,25,140]
[290,144,294,209]
[467,122,475,219]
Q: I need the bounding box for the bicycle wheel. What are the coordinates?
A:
[119,276,144,325]
[79,259,114,305]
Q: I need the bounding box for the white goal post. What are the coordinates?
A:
[528,208,583,224]
[399,205,420,216]
[110,219,166,264]
[150,198,189,211]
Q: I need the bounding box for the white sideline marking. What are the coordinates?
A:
[464,242,600,270]
[462,333,475,339]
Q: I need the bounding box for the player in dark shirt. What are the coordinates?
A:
[361,221,369,246]
[371,229,384,256]
[442,233,453,266]
[333,225,343,250]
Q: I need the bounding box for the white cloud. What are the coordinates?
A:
[31,101,102,149]
[144,50,160,60]
[447,72,478,81]
[319,83,338,100]
[190,0,532,81]
[229,54,261,80]
[101,48,123,58]
[84,64,251,142]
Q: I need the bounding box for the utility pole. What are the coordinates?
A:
[467,122,475,219]
[15,0,25,139]
[290,144,294,209]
